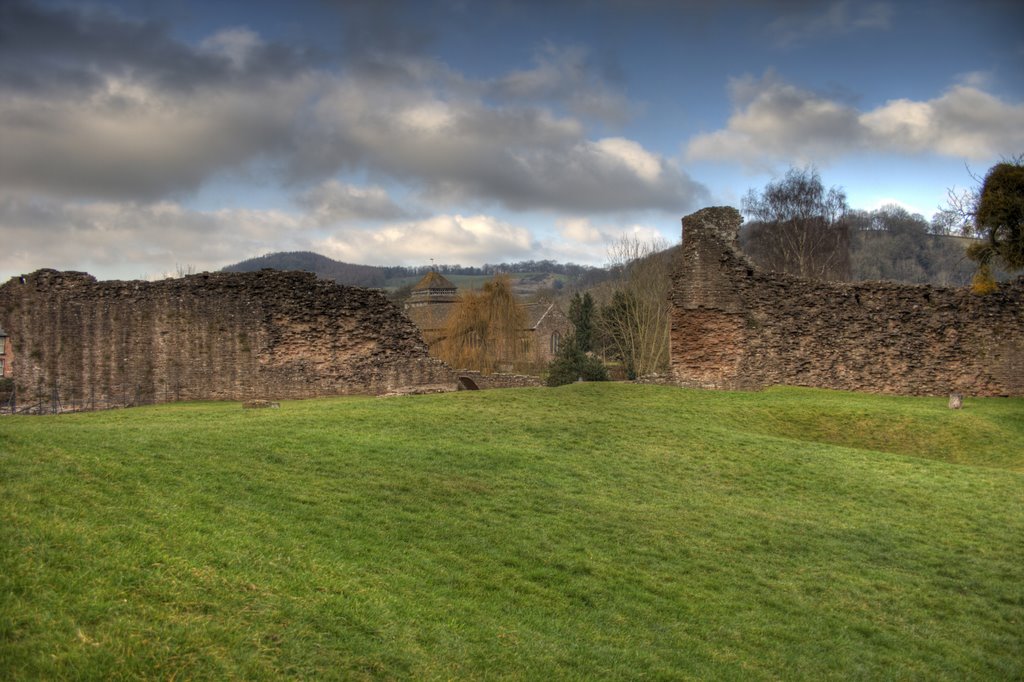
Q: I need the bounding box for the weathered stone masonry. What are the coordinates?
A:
[0,269,458,407]
[670,207,1024,396]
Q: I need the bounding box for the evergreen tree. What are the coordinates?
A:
[568,291,595,352]
[546,335,608,387]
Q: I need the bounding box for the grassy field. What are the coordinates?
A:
[1,384,1022,680]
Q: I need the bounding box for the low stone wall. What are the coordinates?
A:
[454,371,544,390]
[0,269,458,409]
[670,207,1024,396]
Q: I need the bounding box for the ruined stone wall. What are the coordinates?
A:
[670,207,1024,396]
[0,269,458,408]
[456,371,544,390]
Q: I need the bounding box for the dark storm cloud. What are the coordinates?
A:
[0,0,316,200]
[0,0,316,95]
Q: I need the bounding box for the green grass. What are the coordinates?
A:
[1,384,1022,680]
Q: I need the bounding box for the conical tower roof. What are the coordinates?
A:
[412,271,457,292]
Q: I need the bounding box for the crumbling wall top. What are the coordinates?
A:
[682,206,743,252]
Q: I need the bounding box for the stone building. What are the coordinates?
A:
[403,271,460,354]
[403,271,574,369]
[670,206,1024,396]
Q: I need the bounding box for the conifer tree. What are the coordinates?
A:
[546,334,608,387]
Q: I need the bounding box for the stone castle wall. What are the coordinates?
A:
[0,269,458,408]
[670,207,1024,396]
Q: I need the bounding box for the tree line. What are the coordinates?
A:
[223,252,604,289]
[739,162,1023,291]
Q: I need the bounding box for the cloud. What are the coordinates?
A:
[199,27,264,69]
[296,180,413,224]
[299,75,708,213]
[0,74,312,200]
[488,44,635,124]
[315,214,535,265]
[767,1,892,48]
[0,0,314,94]
[0,194,309,280]
[861,85,1024,157]
[544,218,676,266]
[1,0,706,216]
[0,1,318,200]
[556,218,606,244]
[686,73,1024,168]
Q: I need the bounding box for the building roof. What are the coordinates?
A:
[522,301,554,329]
[412,271,457,292]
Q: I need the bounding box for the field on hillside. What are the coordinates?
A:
[2,385,1022,680]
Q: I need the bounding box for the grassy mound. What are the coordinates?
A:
[2,384,1022,679]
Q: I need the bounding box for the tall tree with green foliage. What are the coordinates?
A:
[568,291,595,353]
[940,156,1024,293]
[970,161,1024,290]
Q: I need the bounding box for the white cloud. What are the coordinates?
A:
[316,214,534,265]
[862,85,1024,158]
[0,194,309,281]
[556,218,606,244]
[543,218,677,266]
[686,73,1024,168]
[592,138,663,183]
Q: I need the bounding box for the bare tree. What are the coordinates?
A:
[741,167,851,281]
[596,234,672,378]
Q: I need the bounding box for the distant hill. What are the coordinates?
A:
[221,252,611,294]
[222,252,393,288]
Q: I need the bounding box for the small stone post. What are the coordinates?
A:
[948,393,963,410]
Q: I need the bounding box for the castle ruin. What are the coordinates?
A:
[670,207,1024,396]
[0,269,461,410]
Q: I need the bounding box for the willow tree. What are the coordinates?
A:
[440,274,527,373]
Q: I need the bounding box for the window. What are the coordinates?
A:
[0,359,5,375]
[550,332,561,355]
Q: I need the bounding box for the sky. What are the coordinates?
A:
[1,0,1022,281]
